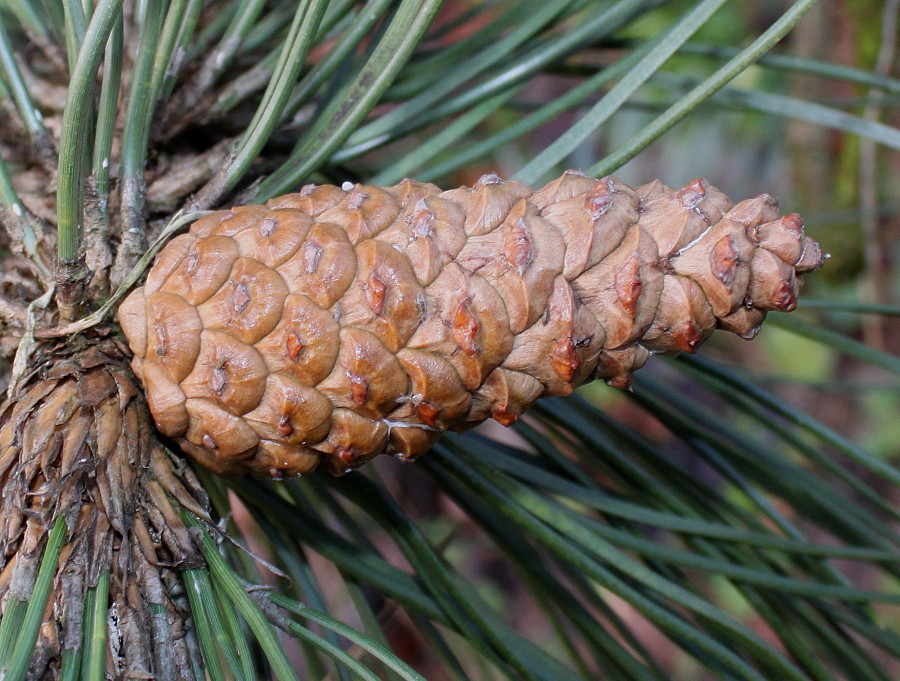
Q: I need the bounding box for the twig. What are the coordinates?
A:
[202,54,278,122]
[0,16,57,172]
[0,298,27,326]
[158,0,269,140]
[109,176,148,288]
[29,32,68,76]
[146,138,234,213]
[37,210,212,339]
[83,175,114,295]
[0,203,53,285]
[14,56,69,115]
[7,284,54,399]
[858,0,899,349]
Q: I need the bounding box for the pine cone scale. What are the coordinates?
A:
[119,174,825,477]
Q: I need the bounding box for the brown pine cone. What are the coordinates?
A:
[117,173,825,477]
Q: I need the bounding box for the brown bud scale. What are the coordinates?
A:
[118,175,825,477]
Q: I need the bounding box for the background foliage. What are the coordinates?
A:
[0,1,897,680]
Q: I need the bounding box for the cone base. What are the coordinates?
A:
[0,335,209,678]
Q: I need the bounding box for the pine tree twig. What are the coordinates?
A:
[188,151,240,211]
[159,95,217,142]
[858,0,899,349]
[158,0,269,140]
[37,210,212,339]
[245,585,294,634]
[147,139,235,213]
[0,298,27,326]
[3,0,68,76]
[156,0,207,106]
[203,56,278,123]
[14,60,69,116]
[7,284,54,399]
[0,99,29,142]
[109,176,148,287]
[54,257,91,322]
[28,32,68,77]
[109,1,170,289]
[83,175,115,295]
[0,205,53,284]
[83,14,122,300]
[0,17,57,174]
[55,0,124,273]
[191,0,331,209]
[158,53,233,140]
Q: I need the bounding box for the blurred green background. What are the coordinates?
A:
[1,0,895,678]
[329,1,900,677]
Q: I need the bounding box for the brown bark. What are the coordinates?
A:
[0,336,209,677]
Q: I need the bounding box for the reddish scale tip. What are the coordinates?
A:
[278,414,293,437]
[772,281,798,312]
[350,373,368,406]
[452,301,479,357]
[492,405,518,427]
[584,180,612,220]
[504,219,533,274]
[711,235,738,286]
[615,256,643,318]
[366,273,388,315]
[781,212,804,236]
[417,401,440,428]
[551,337,581,383]
[677,178,707,209]
[286,332,304,362]
[299,183,316,196]
[672,321,703,353]
[337,446,356,465]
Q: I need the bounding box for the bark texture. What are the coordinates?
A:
[0,337,208,678]
[118,173,825,477]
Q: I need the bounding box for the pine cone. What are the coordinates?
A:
[118,173,825,477]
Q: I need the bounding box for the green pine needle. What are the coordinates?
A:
[1,1,898,679]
